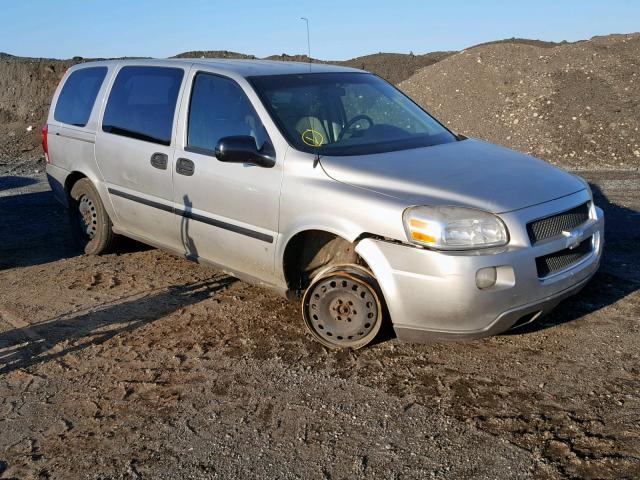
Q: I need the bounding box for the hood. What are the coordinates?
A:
[319,139,585,213]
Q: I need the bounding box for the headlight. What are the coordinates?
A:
[403,206,509,250]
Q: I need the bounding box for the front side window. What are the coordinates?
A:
[187,73,270,154]
[54,67,107,127]
[250,73,456,156]
[102,66,184,145]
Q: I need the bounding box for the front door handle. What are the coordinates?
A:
[176,157,195,176]
[150,152,168,170]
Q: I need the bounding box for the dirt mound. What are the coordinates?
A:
[400,33,640,170]
[261,51,457,85]
[0,57,76,168]
[471,37,562,49]
[178,50,455,84]
[0,58,75,121]
[173,50,257,59]
[340,51,454,84]
[2,33,638,172]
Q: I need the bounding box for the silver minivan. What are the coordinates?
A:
[44,59,604,349]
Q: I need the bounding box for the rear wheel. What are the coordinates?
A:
[69,179,117,255]
[302,264,384,349]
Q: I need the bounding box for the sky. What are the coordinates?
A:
[1,0,638,60]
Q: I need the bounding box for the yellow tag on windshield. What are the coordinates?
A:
[301,129,325,147]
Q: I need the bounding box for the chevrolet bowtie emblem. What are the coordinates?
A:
[562,230,581,249]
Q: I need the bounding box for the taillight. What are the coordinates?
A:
[42,123,50,164]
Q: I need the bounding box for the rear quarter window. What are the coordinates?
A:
[54,67,108,127]
[102,66,184,146]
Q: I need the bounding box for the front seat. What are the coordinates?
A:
[294,116,330,146]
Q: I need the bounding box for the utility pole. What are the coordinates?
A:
[300,17,311,63]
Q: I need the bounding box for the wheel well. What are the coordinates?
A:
[64,171,87,196]
[283,230,365,295]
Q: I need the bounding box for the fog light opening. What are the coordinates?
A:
[476,267,497,290]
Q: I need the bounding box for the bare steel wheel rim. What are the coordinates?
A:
[303,270,381,348]
[77,194,98,239]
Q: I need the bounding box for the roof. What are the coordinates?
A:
[72,58,365,77]
[189,58,365,76]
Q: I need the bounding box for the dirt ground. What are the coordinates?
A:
[0,169,638,479]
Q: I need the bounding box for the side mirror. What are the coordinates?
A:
[214,136,275,168]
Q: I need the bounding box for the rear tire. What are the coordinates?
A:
[69,179,117,255]
[302,264,384,349]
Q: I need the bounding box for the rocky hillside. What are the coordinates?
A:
[401,33,640,170]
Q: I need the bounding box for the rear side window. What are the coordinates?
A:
[102,66,184,145]
[54,67,107,127]
[187,72,270,153]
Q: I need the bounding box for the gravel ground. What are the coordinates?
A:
[0,171,638,479]
[1,32,639,479]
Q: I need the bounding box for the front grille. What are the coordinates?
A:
[536,237,593,278]
[527,202,589,244]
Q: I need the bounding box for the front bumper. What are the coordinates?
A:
[355,190,604,342]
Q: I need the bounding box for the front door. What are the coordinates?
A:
[172,70,282,281]
[95,64,186,250]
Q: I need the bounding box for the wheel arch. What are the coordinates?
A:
[61,168,119,226]
[64,170,89,196]
[281,227,379,297]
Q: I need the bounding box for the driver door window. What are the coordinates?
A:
[187,73,270,154]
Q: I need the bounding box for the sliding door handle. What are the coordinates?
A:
[176,158,195,176]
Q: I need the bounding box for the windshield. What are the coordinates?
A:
[249,72,457,156]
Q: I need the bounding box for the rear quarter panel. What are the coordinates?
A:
[46,62,119,220]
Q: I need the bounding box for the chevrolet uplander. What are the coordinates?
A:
[44,59,604,349]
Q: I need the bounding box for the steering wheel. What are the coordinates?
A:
[338,114,374,140]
